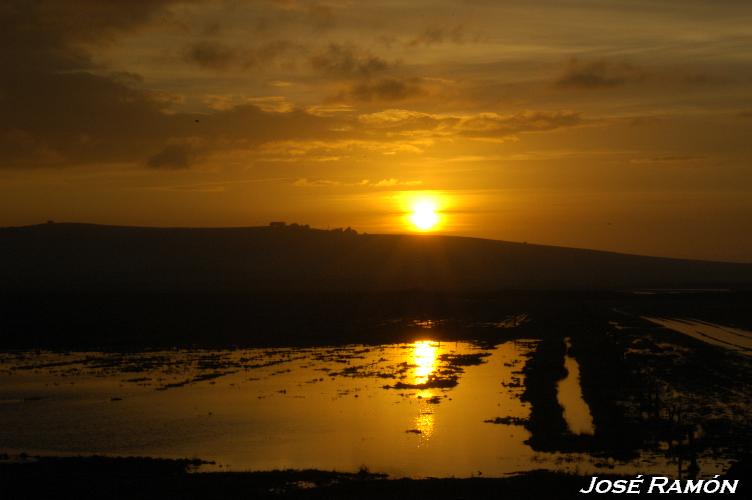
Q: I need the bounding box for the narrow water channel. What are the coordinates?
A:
[556,337,595,435]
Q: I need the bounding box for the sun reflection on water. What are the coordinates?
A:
[412,340,438,385]
[409,340,441,444]
[414,407,435,442]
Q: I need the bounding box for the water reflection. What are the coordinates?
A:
[412,340,438,385]
[413,406,435,443]
[557,338,595,435]
[0,339,700,477]
[411,341,440,443]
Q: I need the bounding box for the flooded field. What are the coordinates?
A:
[0,340,538,477]
[0,329,743,479]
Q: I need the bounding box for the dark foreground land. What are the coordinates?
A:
[1,456,750,500]
[2,223,751,293]
[1,224,751,499]
[1,291,752,499]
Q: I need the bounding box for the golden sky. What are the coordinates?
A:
[1,0,751,261]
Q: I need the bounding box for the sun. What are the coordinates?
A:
[410,199,440,231]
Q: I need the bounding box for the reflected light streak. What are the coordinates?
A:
[414,407,435,442]
[412,340,438,385]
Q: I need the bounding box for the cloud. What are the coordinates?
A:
[345,78,426,102]
[310,44,424,102]
[0,63,342,168]
[0,0,180,167]
[360,178,423,187]
[556,58,646,89]
[257,138,434,162]
[246,96,295,113]
[147,144,198,170]
[357,109,582,139]
[293,177,422,188]
[457,111,582,137]
[629,155,705,165]
[408,25,466,46]
[254,0,336,33]
[305,103,354,117]
[310,43,388,79]
[0,1,589,171]
[256,108,584,163]
[0,0,179,72]
[0,1,350,169]
[293,178,341,187]
[184,40,300,71]
[246,40,300,68]
[185,41,237,70]
[1,69,175,167]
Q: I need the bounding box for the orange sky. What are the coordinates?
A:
[1,1,751,261]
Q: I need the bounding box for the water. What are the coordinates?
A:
[0,339,716,477]
[0,341,540,476]
[557,338,595,435]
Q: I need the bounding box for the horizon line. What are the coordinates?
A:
[3,220,751,266]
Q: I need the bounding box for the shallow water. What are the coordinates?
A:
[0,339,725,477]
[557,338,595,435]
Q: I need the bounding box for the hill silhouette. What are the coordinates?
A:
[1,222,750,292]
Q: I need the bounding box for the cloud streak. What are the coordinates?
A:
[310,43,389,78]
[556,58,646,89]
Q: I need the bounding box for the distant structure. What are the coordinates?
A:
[269,221,312,230]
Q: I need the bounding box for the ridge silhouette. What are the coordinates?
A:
[1,222,750,292]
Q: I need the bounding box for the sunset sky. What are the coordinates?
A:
[2,0,751,261]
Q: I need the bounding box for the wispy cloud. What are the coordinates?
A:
[556,58,646,89]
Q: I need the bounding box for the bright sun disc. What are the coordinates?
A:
[410,200,439,231]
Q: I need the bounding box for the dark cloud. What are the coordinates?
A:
[185,41,237,70]
[346,78,426,102]
[147,144,197,170]
[0,0,179,167]
[0,0,178,72]
[253,0,335,34]
[0,0,345,169]
[311,44,421,103]
[630,155,706,165]
[0,1,591,170]
[0,63,343,168]
[0,69,174,167]
[310,44,388,79]
[184,40,301,71]
[556,58,646,89]
[408,25,465,46]
[682,72,714,85]
[245,40,301,69]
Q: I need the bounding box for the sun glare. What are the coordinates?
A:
[410,199,440,231]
